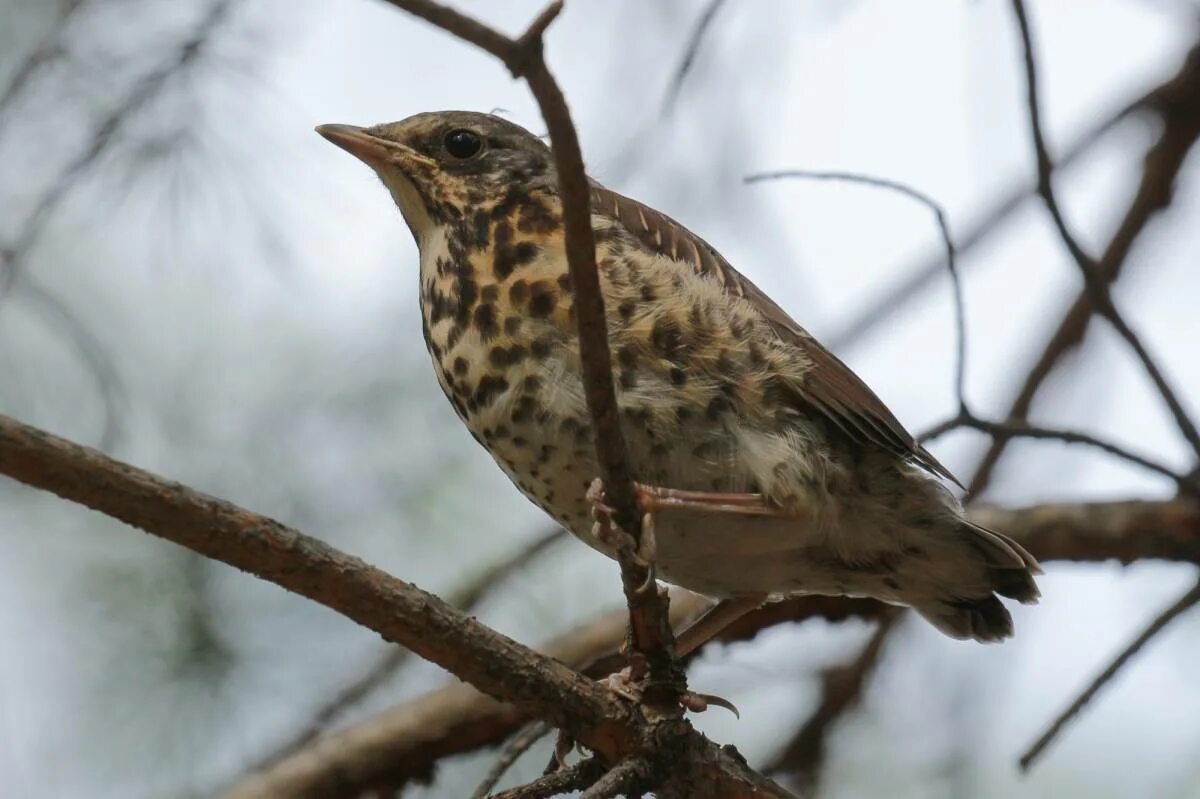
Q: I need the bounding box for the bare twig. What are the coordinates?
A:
[1008,1,1200,462]
[579,756,651,799]
[472,721,554,799]
[0,0,90,123]
[920,413,1194,493]
[489,757,604,799]
[746,170,968,413]
[661,0,728,117]
[249,528,565,774]
[767,612,898,786]
[826,87,1146,352]
[375,0,680,697]
[1020,577,1200,770]
[13,277,125,449]
[1,0,238,293]
[969,39,1200,496]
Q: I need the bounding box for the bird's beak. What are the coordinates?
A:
[315,124,435,170]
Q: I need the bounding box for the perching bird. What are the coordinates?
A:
[317,111,1040,645]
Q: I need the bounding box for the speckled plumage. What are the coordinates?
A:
[318,111,1041,642]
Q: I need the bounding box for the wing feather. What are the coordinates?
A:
[591,183,961,487]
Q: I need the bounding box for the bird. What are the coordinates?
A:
[317,110,1040,648]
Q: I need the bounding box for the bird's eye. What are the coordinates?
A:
[443,129,483,159]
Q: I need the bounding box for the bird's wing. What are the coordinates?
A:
[590,183,961,487]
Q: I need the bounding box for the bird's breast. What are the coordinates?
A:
[413,214,841,541]
[416,220,598,528]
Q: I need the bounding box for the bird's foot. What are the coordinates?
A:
[587,478,658,594]
[601,665,739,717]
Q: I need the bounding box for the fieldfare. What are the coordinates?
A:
[317,111,1040,646]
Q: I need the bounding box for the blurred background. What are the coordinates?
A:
[2,0,1199,796]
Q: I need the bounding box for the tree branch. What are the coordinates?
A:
[225,498,1200,796]
[0,0,90,124]
[489,757,605,799]
[1009,0,1200,464]
[969,23,1200,496]
[746,170,967,414]
[660,0,729,117]
[921,413,1196,494]
[0,412,634,748]
[1,0,238,293]
[0,409,792,799]
[826,83,1148,353]
[471,721,554,799]
[246,528,565,776]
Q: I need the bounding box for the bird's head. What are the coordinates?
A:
[316,110,556,244]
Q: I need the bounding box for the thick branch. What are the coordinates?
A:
[246,528,565,775]
[228,497,1200,795]
[0,412,793,798]
[0,413,632,751]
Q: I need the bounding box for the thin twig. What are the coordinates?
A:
[746,170,968,413]
[1009,0,1200,462]
[968,39,1200,496]
[579,756,650,799]
[1020,577,1200,770]
[489,757,605,799]
[13,277,125,449]
[472,721,554,799]
[0,0,237,294]
[0,0,90,124]
[248,528,565,773]
[826,90,1142,352]
[919,413,1194,493]
[660,0,728,117]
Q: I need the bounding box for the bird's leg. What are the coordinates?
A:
[674,595,766,657]
[587,479,776,715]
[634,484,783,516]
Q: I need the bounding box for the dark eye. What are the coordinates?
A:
[443,129,482,159]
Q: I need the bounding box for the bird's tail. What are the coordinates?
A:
[909,520,1042,643]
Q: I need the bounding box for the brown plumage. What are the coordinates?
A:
[318,111,1041,642]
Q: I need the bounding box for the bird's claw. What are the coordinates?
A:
[601,667,739,717]
[679,690,740,718]
[587,479,657,581]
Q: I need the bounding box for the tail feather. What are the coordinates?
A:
[907,520,1041,643]
[915,595,1013,643]
[964,520,1042,605]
